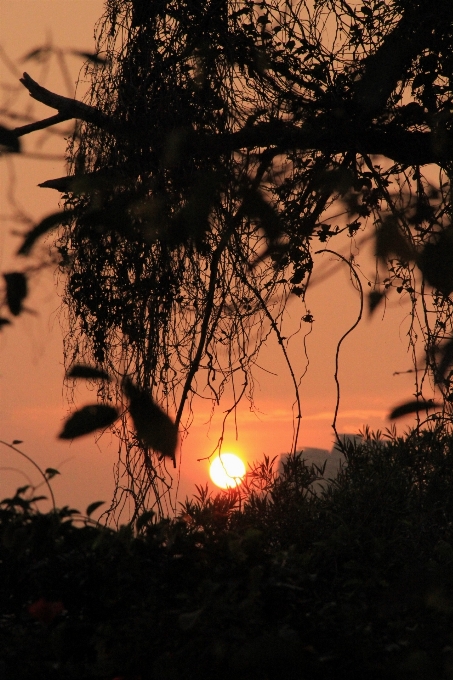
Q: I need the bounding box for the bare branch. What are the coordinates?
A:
[38,168,124,192]
[38,176,75,192]
[18,72,117,134]
[204,121,449,167]
[15,113,71,137]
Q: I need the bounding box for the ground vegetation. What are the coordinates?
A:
[1,428,453,679]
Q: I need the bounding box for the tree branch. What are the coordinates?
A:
[205,120,449,167]
[18,72,118,135]
[40,119,446,194]
[38,168,125,192]
[15,113,72,137]
[38,176,77,192]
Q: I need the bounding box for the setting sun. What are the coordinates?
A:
[209,453,246,489]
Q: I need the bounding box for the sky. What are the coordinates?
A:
[0,0,421,518]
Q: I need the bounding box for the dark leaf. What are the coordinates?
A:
[72,51,108,65]
[30,495,47,503]
[4,272,27,316]
[312,167,355,196]
[0,318,11,328]
[375,216,414,263]
[17,210,74,256]
[242,189,281,241]
[388,400,440,420]
[122,377,178,461]
[417,227,453,296]
[2,495,29,510]
[292,286,304,297]
[168,172,218,245]
[58,404,119,439]
[12,440,23,445]
[67,364,111,382]
[368,290,385,315]
[86,500,105,517]
[0,124,20,153]
[435,337,453,383]
[291,268,306,285]
[45,468,60,479]
[135,509,155,532]
[20,46,51,63]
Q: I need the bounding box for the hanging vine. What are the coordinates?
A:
[3,0,451,521]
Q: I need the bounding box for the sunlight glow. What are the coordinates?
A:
[209,453,246,489]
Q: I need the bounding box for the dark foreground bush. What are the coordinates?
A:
[1,427,453,680]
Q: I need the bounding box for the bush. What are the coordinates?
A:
[1,428,453,679]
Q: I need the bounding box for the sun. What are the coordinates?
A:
[209,453,246,489]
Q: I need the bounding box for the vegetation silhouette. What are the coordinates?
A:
[1,0,452,522]
[1,427,453,678]
[0,2,453,675]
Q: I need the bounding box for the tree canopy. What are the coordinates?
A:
[2,0,452,519]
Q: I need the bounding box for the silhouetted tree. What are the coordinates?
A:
[2,0,452,519]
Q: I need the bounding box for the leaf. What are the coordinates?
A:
[20,46,51,63]
[45,468,60,480]
[66,364,111,382]
[0,124,20,153]
[375,216,414,263]
[242,189,281,241]
[122,378,178,461]
[168,171,219,245]
[135,509,155,532]
[17,210,74,256]
[368,290,385,315]
[0,318,11,328]
[12,440,23,445]
[312,167,355,196]
[417,227,453,297]
[3,272,27,316]
[85,500,105,517]
[58,404,119,439]
[72,51,109,65]
[435,337,453,383]
[388,400,440,420]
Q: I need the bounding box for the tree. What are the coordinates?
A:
[2,0,452,520]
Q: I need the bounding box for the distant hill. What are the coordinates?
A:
[278,434,364,489]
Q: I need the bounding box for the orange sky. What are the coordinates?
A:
[0,1,422,518]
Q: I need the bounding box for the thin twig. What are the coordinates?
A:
[315,250,364,441]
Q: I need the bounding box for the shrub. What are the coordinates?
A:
[1,427,453,679]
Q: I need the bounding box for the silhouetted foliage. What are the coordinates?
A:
[66,364,111,382]
[1,0,452,518]
[1,428,453,679]
[58,404,119,439]
[3,273,27,317]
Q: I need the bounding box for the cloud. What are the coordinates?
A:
[189,403,388,428]
[303,409,387,422]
